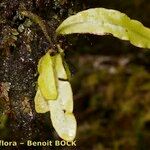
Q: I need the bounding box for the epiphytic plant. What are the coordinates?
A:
[21,7,150,142]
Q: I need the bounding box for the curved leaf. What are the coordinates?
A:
[34,88,49,113]
[57,80,73,113]
[48,99,76,141]
[38,52,58,100]
[35,51,76,141]
[53,53,68,80]
[56,8,150,48]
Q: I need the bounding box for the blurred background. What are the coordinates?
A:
[0,0,150,149]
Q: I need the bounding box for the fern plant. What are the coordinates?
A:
[21,7,150,142]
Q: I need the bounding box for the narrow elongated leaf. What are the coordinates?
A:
[53,53,67,80]
[38,52,58,100]
[34,80,75,140]
[34,88,49,113]
[63,60,72,80]
[35,80,73,113]
[56,8,150,48]
[35,51,76,141]
[57,80,73,113]
[48,99,76,141]
[56,45,71,80]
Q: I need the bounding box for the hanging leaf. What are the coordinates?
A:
[56,8,150,48]
[38,52,58,100]
[34,79,75,140]
[57,80,73,113]
[35,80,73,114]
[35,51,76,141]
[34,88,49,113]
[53,53,68,80]
[63,60,72,80]
[48,99,76,141]
[56,45,72,80]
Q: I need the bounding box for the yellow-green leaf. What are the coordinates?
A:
[48,99,76,141]
[35,80,73,113]
[38,52,58,100]
[34,88,49,113]
[34,80,75,140]
[63,60,72,80]
[56,8,150,48]
[57,80,73,113]
[35,51,76,141]
[53,53,68,79]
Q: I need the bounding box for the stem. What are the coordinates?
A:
[20,11,53,47]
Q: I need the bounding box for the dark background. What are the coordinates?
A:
[0,0,150,149]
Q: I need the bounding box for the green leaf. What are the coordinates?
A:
[56,8,150,48]
[38,52,58,100]
[35,51,76,141]
[34,88,49,113]
[34,79,75,141]
[48,99,76,141]
[57,80,73,113]
[53,53,68,80]
[35,80,73,114]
